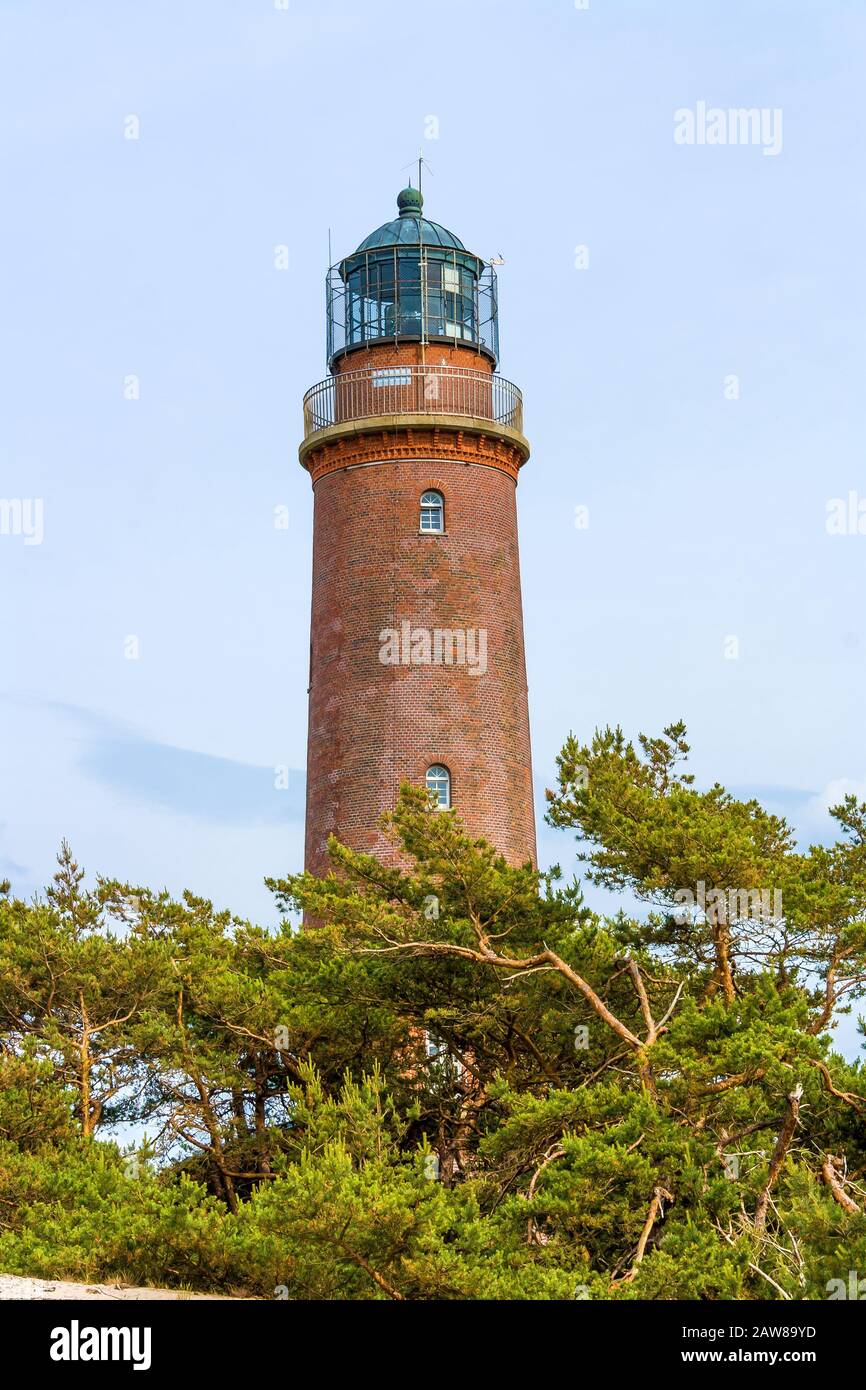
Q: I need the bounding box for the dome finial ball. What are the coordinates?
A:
[397,186,423,217]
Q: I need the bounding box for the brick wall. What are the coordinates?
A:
[302,343,536,877]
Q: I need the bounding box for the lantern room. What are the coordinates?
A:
[326,187,499,367]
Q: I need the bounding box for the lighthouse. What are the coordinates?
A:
[299,185,536,876]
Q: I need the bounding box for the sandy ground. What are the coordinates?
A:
[0,1273,244,1301]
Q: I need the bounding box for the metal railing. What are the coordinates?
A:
[302,365,523,439]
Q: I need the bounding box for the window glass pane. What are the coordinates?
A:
[425,765,451,808]
[373,367,411,387]
[420,491,444,532]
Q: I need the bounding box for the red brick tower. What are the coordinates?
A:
[300,186,535,876]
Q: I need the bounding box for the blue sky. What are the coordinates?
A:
[1,0,865,1045]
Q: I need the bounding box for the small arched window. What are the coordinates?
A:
[425,764,451,809]
[420,490,444,533]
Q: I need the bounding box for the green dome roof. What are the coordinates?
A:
[354,188,467,253]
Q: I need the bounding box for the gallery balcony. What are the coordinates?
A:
[302,364,524,442]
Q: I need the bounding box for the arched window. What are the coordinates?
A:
[420,490,444,533]
[425,764,451,809]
